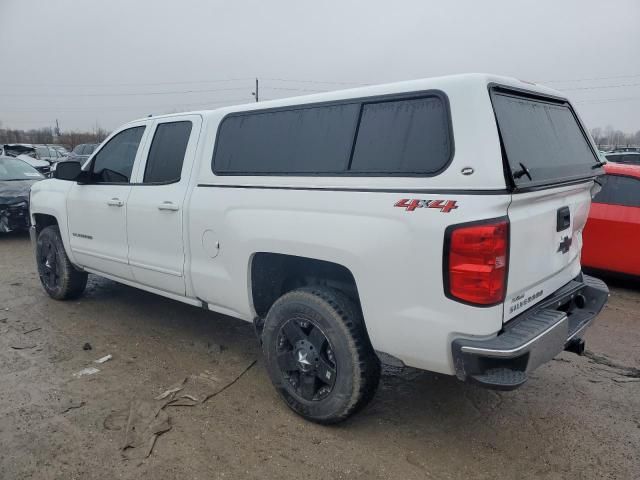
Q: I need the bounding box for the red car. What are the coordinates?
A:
[582,162,640,276]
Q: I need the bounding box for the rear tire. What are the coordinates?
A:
[36,225,87,300]
[262,286,380,424]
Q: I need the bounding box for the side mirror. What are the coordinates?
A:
[53,161,84,181]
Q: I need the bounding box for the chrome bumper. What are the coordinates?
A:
[452,274,609,390]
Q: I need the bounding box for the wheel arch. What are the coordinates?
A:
[31,211,77,267]
[33,213,59,235]
[249,252,363,320]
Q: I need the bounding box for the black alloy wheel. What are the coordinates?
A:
[39,235,61,291]
[36,225,88,300]
[262,286,381,423]
[276,318,337,401]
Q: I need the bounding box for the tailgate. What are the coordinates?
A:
[489,85,603,322]
[505,183,592,321]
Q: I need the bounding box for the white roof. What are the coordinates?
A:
[129,73,568,124]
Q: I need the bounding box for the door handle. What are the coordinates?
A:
[158,201,180,211]
[557,206,571,232]
[107,198,124,207]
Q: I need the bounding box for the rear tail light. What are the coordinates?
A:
[444,218,509,306]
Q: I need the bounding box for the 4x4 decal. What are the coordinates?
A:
[394,199,458,213]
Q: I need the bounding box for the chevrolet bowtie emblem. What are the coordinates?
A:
[557,236,572,254]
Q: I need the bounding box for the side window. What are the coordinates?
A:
[91,126,145,183]
[593,175,640,207]
[214,103,359,174]
[143,121,192,184]
[212,93,451,176]
[350,96,451,173]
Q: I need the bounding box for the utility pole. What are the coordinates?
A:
[252,78,259,102]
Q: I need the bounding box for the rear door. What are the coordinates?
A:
[490,87,603,321]
[126,115,201,295]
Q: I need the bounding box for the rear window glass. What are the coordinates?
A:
[592,174,640,207]
[491,90,599,187]
[213,93,452,176]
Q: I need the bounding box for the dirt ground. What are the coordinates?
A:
[0,231,638,480]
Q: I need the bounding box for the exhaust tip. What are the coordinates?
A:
[565,338,586,356]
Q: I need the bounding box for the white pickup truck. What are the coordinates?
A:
[30,74,609,423]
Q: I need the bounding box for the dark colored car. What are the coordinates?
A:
[0,144,51,175]
[605,151,640,165]
[67,143,98,164]
[35,145,67,163]
[0,156,44,233]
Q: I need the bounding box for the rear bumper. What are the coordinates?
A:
[451,274,609,390]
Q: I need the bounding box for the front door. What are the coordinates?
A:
[125,115,201,295]
[67,124,148,279]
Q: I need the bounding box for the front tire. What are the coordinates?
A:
[36,225,88,300]
[262,286,380,424]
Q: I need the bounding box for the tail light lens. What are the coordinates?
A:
[444,219,509,306]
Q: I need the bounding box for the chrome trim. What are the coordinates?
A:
[460,314,568,357]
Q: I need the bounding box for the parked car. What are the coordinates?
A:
[31,74,609,423]
[582,162,640,276]
[67,143,98,164]
[35,145,66,163]
[605,151,640,165]
[0,156,44,233]
[1,144,52,175]
[51,145,70,156]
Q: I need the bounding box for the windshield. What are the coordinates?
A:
[491,87,600,188]
[0,158,44,180]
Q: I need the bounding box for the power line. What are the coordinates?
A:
[0,77,254,88]
[0,86,251,98]
[560,82,640,92]
[262,77,370,86]
[574,96,640,105]
[263,86,330,93]
[0,76,368,90]
[0,97,251,113]
[539,73,640,84]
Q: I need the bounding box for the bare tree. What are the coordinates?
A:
[0,123,112,148]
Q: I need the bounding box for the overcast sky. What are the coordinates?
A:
[1,0,639,133]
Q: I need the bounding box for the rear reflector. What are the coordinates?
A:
[444,218,509,306]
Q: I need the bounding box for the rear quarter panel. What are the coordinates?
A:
[188,185,511,374]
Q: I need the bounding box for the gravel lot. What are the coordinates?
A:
[1,231,638,480]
